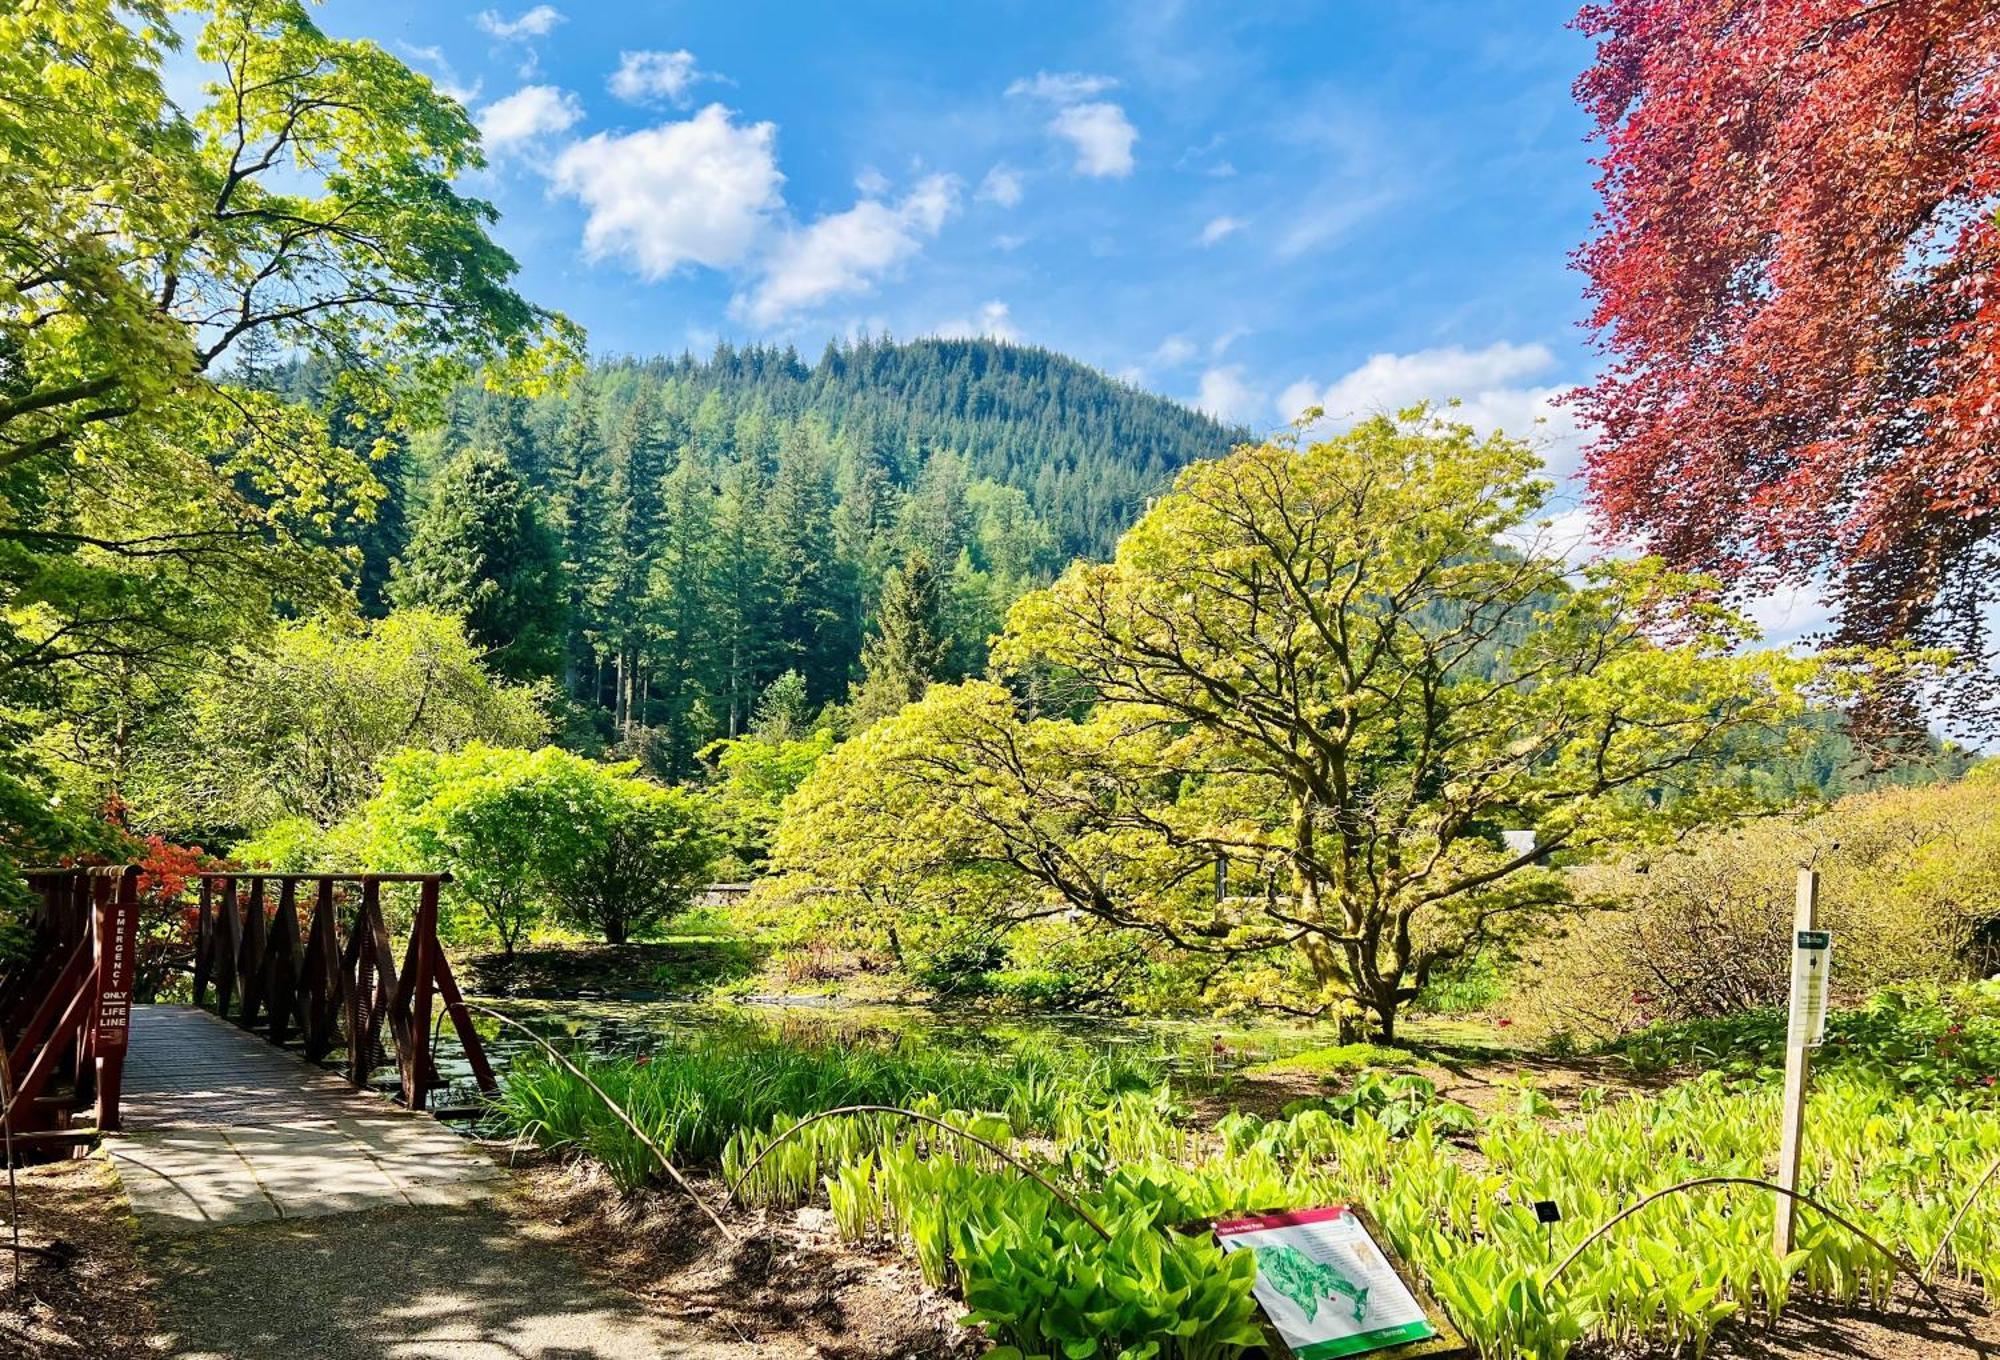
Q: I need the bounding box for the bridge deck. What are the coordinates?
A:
[106,1004,504,1233]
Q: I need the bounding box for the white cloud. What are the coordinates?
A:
[476,5,564,39]
[1006,71,1119,102]
[1153,335,1197,366]
[1049,102,1137,178]
[734,174,961,326]
[551,105,784,279]
[609,49,701,105]
[978,164,1024,208]
[933,300,1018,342]
[1275,189,1398,259]
[1195,365,1264,425]
[477,84,582,152]
[401,44,482,105]
[1199,214,1246,246]
[1283,341,1589,480]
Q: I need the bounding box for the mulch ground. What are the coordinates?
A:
[1702,1279,1998,1360]
[0,1155,155,1360]
[498,1145,982,1359]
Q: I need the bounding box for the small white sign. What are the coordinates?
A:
[1788,929,1832,1047]
[1214,1207,1436,1358]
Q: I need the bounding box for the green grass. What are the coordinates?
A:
[493,1023,1170,1186]
[492,983,2000,1360]
[1242,1040,1412,1077]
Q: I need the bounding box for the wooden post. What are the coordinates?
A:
[92,869,139,1132]
[407,878,440,1111]
[191,877,213,1008]
[1773,866,1819,1259]
[349,879,377,1090]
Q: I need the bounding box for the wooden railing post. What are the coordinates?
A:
[237,876,268,1030]
[214,876,241,1018]
[266,880,301,1048]
[348,876,386,1091]
[302,880,341,1062]
[92,868,140,1131]
[191,877,213,1008]
[405,878,439,1111]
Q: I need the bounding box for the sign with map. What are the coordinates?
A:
[1214,1207,1437,1358]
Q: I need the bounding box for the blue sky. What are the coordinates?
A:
[298,1,1609,471]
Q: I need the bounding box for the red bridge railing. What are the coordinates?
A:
[190,871,496,1113]
[0,866,141,1142]
[2,867,496,1147]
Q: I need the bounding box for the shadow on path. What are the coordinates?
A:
[145,1201,752,1360]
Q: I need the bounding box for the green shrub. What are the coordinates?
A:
[1613,981,2000,1101]
[1517,765,2000,1042]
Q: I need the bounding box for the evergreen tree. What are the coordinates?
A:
[545,396,611,695]
[648,451,720,777]
[850,551,948,726]
[389,448,566,680]
[392,337,1245,750]
[713,453,778,737]
[601,388,674,731]
[768,423,858,703]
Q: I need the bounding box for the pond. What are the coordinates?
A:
[420,994,1358,1104]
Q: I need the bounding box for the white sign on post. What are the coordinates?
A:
[1788,929,1832,1048]
[1773,867,1822,1259]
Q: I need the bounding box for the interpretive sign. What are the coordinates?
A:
[1215,1206,1439,1358]
[1788,928,1832,1048]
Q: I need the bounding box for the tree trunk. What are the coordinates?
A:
[1373,1002,1397,1046]
[605,917,628,945]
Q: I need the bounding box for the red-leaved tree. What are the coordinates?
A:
[1572,0,2000,726]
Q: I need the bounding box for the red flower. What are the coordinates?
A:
[1496,1018,1515,1029]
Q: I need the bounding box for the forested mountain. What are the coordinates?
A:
[274,338,1240,780]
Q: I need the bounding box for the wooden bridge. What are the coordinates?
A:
[0,867,505,1221]
[0,867,755,1357]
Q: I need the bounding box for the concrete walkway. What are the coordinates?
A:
[107,1005,503,1230]
[107,1005,745,1359]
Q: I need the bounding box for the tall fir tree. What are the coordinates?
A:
[601,388,675,731]
[849,550,947,727]
[545,395,611,696]
[648,450,720,777]
[712,453,778,736]
[389,448,566,680]
[768,423,858,703]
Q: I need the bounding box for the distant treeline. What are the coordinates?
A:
[263,337,1242,778]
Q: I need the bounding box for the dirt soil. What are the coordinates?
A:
[0,1155,156,1360]
[500,1146,983,1360]
[1703,1278,1997,1360]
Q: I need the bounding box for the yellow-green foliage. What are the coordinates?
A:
[721,1072,1998,1360]
[1518,764,2000,1043]
[504,990,2000,1360]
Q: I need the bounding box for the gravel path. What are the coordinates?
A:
[102,1005,759,1359]
[144,1199,754,1360]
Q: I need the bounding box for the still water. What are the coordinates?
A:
[420,995,1341,1103]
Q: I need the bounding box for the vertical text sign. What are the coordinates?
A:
[96,885,138,1052]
